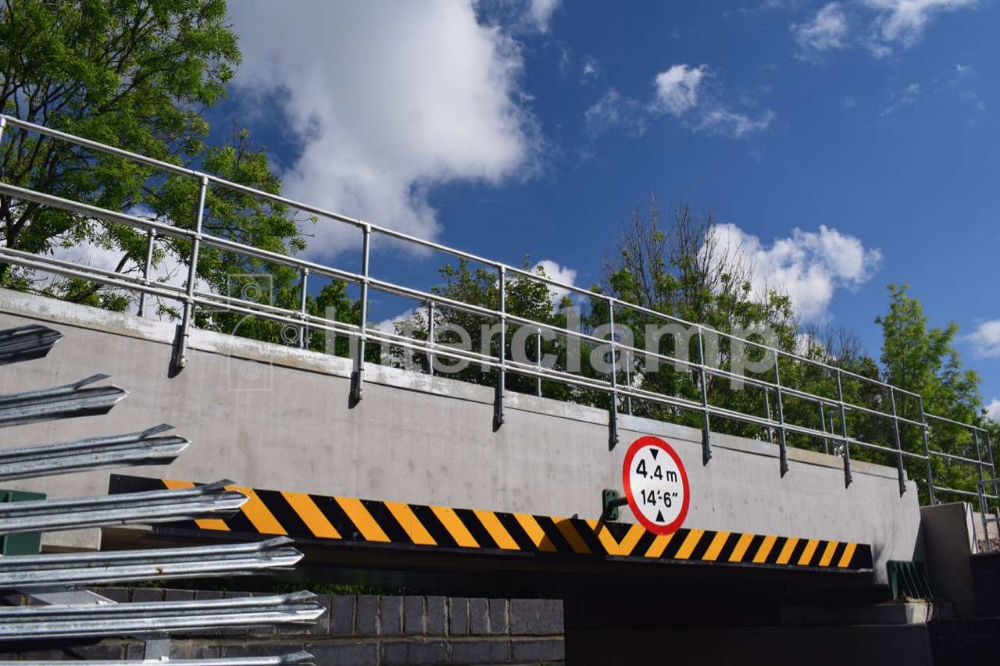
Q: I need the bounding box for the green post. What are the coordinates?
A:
[0,489,45,555]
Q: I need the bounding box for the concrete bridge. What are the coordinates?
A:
[0,288,921,592]
[3,113,1000,664]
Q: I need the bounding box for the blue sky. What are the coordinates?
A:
[208,0,1000,416]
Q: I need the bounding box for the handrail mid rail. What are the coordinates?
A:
[0,113,994,512]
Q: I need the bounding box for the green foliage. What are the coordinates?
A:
[598,197,799,436]
[391,257,577,401]
[877,283,987,503]
[877,284,982,421]
[1,0,992,507]
[0,0,305,329]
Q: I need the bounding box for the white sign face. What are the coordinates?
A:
[622,436,690,535]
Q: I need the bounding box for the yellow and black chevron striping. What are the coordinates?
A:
[109,475,873,572]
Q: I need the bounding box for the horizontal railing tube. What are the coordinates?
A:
[1,112,994,505]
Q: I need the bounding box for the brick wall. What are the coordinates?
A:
[0,589,565,665]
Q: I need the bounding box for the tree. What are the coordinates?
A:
[877,284,985,501]
[390,258,579,401]
[598,196,799,437]
[0,0,305,331]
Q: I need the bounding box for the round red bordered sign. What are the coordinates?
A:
[622,435,690,535]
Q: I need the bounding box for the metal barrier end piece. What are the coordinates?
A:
[141,424,175,437]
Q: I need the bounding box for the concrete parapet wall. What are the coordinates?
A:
[0,290,921,582]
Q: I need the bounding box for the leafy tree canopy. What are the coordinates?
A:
[0,0,306,322]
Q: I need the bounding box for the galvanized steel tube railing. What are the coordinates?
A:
[0,113,995,509]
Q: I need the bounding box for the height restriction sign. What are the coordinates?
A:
[622,435,690,535]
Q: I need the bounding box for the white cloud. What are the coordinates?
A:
[43,222,200,318]
[705,224,882,322]
[376,308,419,335]
[696,108,775,139]
[533,259,577,303]
[881,82,921,117]
[842,96,858,108]
[231,1,541,261]
[795,331,826,356]
[584,89,647,138]
[586,64,773,142]
[580,55,600,84]
[652,64,708,117]
[966,320,1000,358]
[868,42,893,58]
[863,0,976,49]
[986,399,1000,422]
[792,3,850,52]
[522,0,561,33]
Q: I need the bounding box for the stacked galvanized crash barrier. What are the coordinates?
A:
[0,324,324,663]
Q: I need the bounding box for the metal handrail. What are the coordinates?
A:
[0,113,994,507]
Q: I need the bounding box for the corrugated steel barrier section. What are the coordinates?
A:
[0,325,324,663]
[8,656,314,666]
[0,424,188,481]
[0,324,61,366]
[11,652,312,666]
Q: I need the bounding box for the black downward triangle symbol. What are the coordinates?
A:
[656,510,664,522]
[650,449,659,459]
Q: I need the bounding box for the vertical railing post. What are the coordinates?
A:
[976,477,991,554]
[987,430,998,508]
[138,229,156,318]
[172,175,208,370]
[889,387,906,496]
[351,224,371,404]
[764,390,774,443]
[773,349,788,477]
[974,430,990,552]
[298,267,309,349]
[428,301,436,376]
[918,396,936,505]
[607,299,619,449]
[819,402,829,455]
[494,266,506,430]
[836,369,852,488]
[624,348,633,416]
[696,325,712,465]
[535,328,542,397]
[0,116,7,145]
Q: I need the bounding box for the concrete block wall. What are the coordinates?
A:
[0,589,565,665]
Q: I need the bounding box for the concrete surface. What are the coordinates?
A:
[565,624,933,666]
[0,289,922,583]
[920,503,977,618]
[780,601,952,625]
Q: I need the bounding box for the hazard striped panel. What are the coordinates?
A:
[109,475,873,572]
